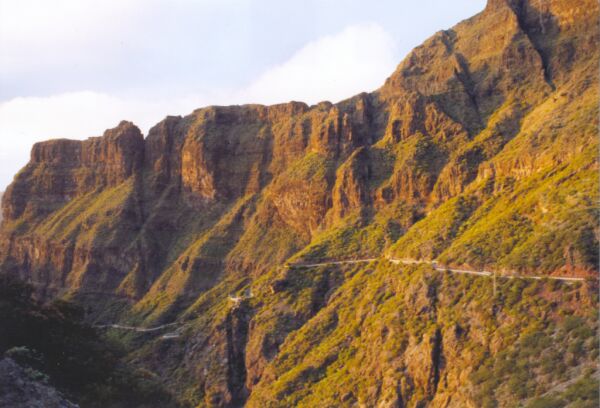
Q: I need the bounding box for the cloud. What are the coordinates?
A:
[234,23,397,105]
[0,91,211,188]
[0,22,397,189]
[0,0,140,70]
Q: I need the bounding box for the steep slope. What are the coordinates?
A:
[0,274,176,407]
[0,0,598,406]
[0,357,78,408]
[244,262,598,407]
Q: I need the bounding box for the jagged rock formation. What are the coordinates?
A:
[0,0,598,407]
[0,358,78,408]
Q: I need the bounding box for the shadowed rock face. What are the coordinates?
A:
[0,358,78,408]
[0,0,598,406]
[3,121,144,221]
[4,0,595,290]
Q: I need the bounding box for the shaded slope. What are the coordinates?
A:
[0,0,597,406]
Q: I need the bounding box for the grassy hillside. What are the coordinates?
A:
[0,273,177,407]
[0,0,597,406]
[245,261,598,407]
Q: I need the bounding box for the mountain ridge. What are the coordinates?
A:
[0,0,598,406]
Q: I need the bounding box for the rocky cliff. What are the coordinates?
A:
[0,0,598,407]
[0,358,78,408]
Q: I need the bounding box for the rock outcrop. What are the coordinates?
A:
[0,358,78,408]
[3,121,144,221]
[0,0,597,406]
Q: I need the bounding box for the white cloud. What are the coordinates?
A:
[234,23,397,105]
[0,91,211,188]
[0,22,397,189]
[0,1,140,72]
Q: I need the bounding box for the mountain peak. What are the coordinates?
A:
[0,2,597,407]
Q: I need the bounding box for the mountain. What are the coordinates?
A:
[0,357,78,408]
[0,0,598,406]
[0,274,176,407]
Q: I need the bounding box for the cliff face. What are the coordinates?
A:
[3,121,144,221]
[0,358,78,408]
[0,0,598,406]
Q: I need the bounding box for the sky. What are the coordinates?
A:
[0,0,486,190]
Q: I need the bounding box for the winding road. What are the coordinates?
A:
[288,259,377,268]
[288,257,588,283]
[93,322,187,340]
[93,322,179,332]
[92,256,587,335]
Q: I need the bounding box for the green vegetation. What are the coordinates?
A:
[245,261,598,407]
[293,202,413,262]
[0,2,597,407]
[440,150,598,272]
[525,375,599,408]
[389,194,479,260]
[0,273,176,407]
